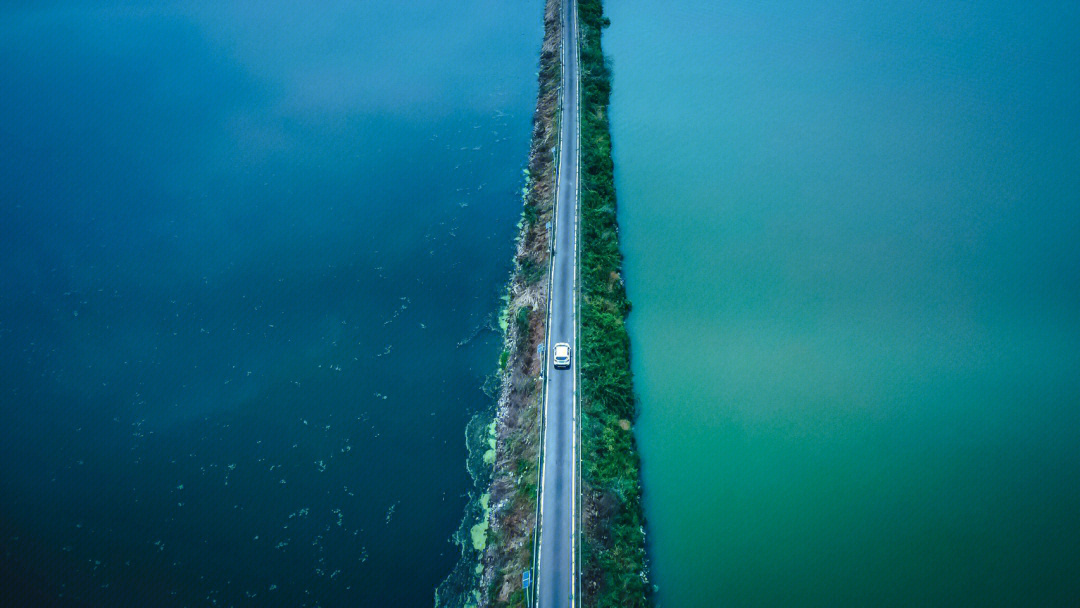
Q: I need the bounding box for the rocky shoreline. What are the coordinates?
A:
[437,0,563,606]
[476,0,563,604]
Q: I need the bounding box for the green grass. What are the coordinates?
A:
[516,305,533,338]
[577,0,651,606]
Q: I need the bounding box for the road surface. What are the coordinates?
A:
[535,0,579,605]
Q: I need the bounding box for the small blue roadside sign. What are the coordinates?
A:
[538,343,545,354]
[522,570,531,589]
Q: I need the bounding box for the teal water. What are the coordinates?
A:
[0,2,540,605]
[606,1,1080,606]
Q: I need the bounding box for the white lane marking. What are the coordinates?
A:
[538,1,580,605]
[570,2,582,605]
[568,2,581,606]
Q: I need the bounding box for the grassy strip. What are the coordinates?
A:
[577,0,651,606]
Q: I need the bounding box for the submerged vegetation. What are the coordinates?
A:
[577,0,651,606]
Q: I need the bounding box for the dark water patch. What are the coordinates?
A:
[0,1,540,605]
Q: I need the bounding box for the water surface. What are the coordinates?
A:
[606,2,1080,606]
[0,2,540,605]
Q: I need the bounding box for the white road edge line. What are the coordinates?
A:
[570,0,580,606]
[536,0,577,605]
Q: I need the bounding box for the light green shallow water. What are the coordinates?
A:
[605,1,1080,606]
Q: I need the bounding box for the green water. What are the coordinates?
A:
[605,1,1080,606]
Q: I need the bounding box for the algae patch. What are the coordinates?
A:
[471,491,492,550]
[470,519,489,551]
[483,420,497,464]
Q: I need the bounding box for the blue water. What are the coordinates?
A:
[605,1,1080,606]
[0,2,540,605]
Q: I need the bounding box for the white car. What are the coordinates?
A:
[553,342,572,369]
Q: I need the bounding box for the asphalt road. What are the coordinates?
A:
[535,0,579,605]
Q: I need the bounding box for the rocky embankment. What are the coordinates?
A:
[475,0,563,605]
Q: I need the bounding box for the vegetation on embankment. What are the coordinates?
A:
[577,0,651,606]
[475,1,563,604]
[436,0,562,606]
